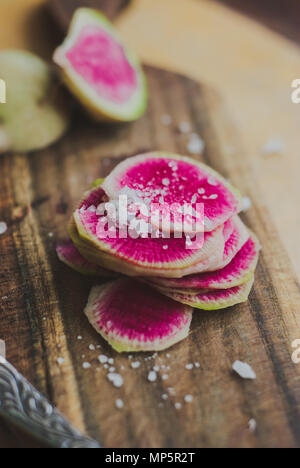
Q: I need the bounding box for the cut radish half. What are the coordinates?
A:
[53,8,147,122]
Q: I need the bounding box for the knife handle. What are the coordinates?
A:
[0,357,101,448]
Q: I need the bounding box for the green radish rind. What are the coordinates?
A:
[53,8,148,122]
[158,276,255,311]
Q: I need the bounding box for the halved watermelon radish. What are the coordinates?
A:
[84,279,193,352]
[147,233,260,291]
[159,276,255,311]
[73,183,226,275]
[53,8,147,122]
[101,152,242,233]
[56,238,114,276]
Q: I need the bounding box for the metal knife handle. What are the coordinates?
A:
[0,357,101,448]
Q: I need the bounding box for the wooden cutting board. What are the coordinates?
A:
[1,0,300,449]
[0,64,300,448]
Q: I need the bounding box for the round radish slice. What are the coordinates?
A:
[101,152,242,233]
[159,277,255,311]
[53,8,147,122]
[84,279,193,352]
[56,238,114,276]
[147,233,260,291]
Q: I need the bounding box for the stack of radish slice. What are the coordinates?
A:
[57,153,260,352]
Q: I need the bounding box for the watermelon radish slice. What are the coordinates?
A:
[101,152,242,233]
[84,279,193,352]
[159,276,255,311]
[56,238,114,276]
[53,8,147,122]
[147,233,260,291]
[73,184,226,274]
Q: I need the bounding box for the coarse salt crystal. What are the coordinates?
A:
[98,354,108,364]
[57,357,64,365]
[262,138,285,155]
[148,371,157,382]
[232,361,256,380]
[184,394,193,403]
[195,362,200,368]
[108,373,123,388]
[115,399,124,409]
[185,363,193,370]
[131,361,141,369]
[162,178,170,186]
[162,374,169,380]
[162,394,168,400]
[163,245,168,250]
[0,222,7,235]
[77,336,83,340]
[89,344,95,351]
[175,403,182,410]
[82,362,91,369]
[187,134,205,155]
[109,367,116,373]
[248,419,257,433]
[179,122,191,134]
[242,196,252,213]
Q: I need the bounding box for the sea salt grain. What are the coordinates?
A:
[108,358,114,365]
[57,357,64,365]
[82,362,91,369]
[131,361,141,369]
[185,363,194,370]
[77,336,83,340]
[162,178,170,186]
[262,138,285,155]
[184,395,193,403]
[98,354,108,364]
[179,122,191,134]
[242,197,252,213]
[0,222,7,235]
[148,371,157,382]
[248,419,257,433]
[89,344,95,351]
[108,373,124,388]
[232,361,256,380]
[115,399,124,409]
[187,134,205,155]
[175,403,182,410]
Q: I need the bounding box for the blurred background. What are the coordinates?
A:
[1,0,300,280]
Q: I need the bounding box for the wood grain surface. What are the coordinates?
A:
[48,0,130,30]
[0,65,299,448]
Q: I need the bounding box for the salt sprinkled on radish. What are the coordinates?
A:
[162,178,170,186]
[232,361,256,380]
